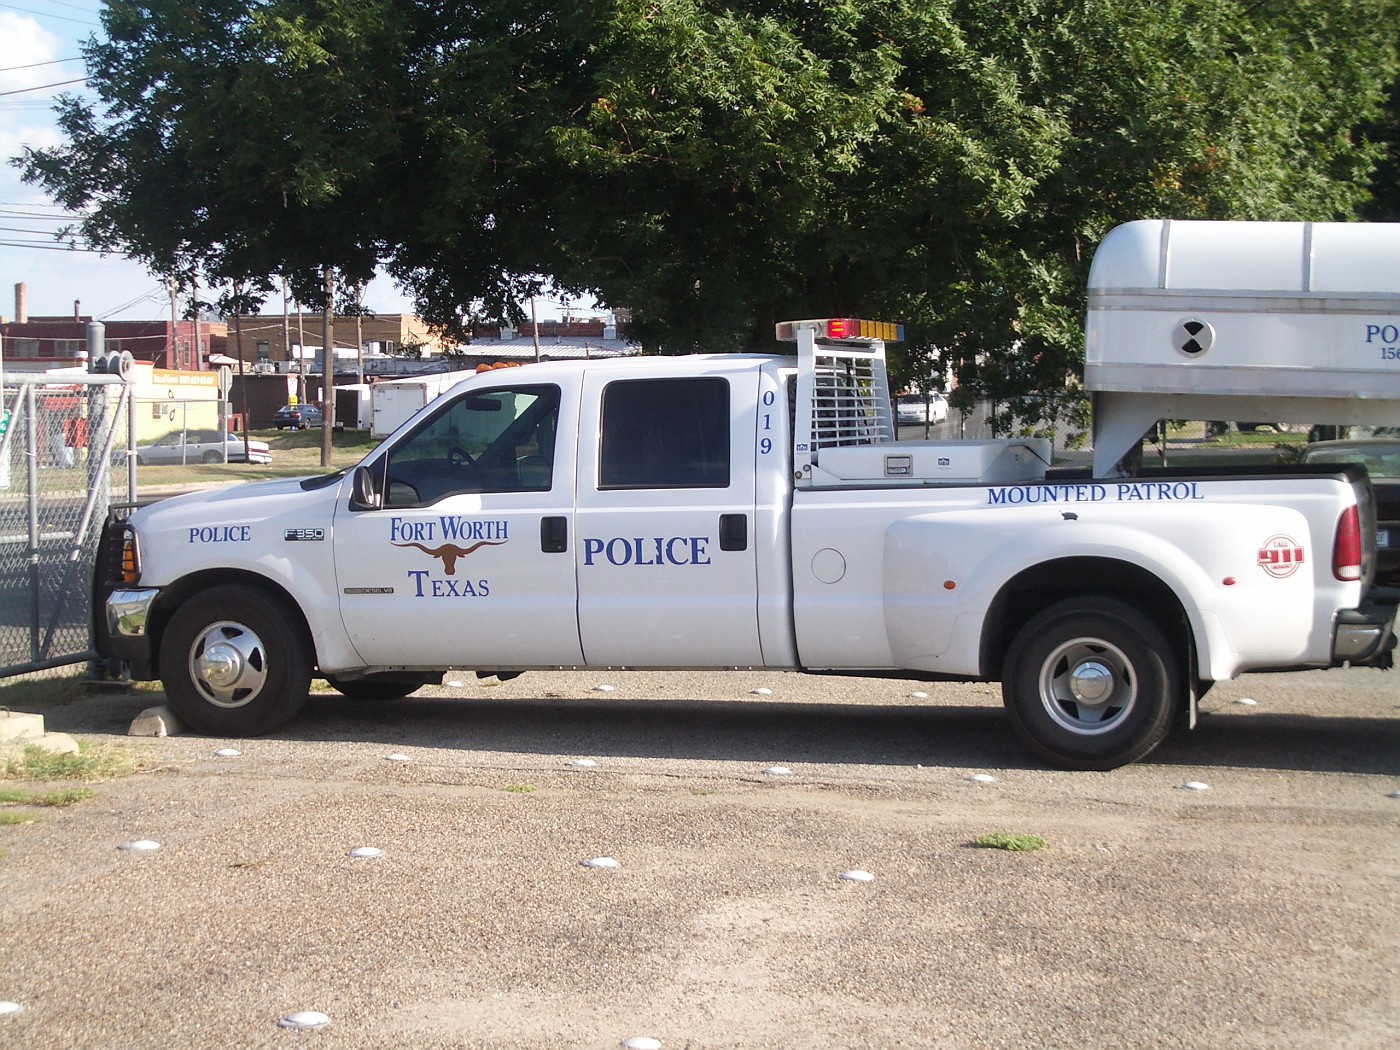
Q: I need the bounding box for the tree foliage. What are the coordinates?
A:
[17,0,1399,414]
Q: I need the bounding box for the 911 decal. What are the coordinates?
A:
[1258,535,1305,578]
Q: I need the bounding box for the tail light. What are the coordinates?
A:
[1333,505,1362,581]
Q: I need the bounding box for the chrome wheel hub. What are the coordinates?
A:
[1039,638,1136,735]
[190,621,268,709]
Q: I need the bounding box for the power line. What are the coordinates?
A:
[0,77,88,96]
[0,3,101,27]
[26,0,102,15]
[0,210,77,220]
[0,238,111,253]
[0,57,82,72]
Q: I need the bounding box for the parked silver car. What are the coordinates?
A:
[896,392,949,425]
[135,429,272,466]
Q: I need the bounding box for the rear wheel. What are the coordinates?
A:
[1002,597,1179,770]
[161,585,311,736]
[325,673,435,702]
[201,450,221,464]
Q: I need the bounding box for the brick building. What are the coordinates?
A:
[1,300,226,374]
[227,311,448,367]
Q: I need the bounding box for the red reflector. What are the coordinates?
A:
[1333,505,1362,581]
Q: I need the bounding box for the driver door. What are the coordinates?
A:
[332,380,584,668]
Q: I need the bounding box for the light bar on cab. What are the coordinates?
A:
[774,318,904,343]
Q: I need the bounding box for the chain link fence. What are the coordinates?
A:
[0,376,133,677]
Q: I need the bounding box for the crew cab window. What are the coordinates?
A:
[599,378,730,489]
[381,384,560,507]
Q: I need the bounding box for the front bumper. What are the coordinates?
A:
[1332,590,1399,668]
[101,587,161,678]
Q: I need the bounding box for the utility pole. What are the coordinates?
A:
[295,301,306,405]
[320,267,335,469]
[168,277,177,369]
[231,293,250,462]
[281,276,291,385]
[191,274,201,371]
[355,281,364,385]
[530,296,541,363]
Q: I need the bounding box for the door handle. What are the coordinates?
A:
[719,513,748,552]
[540,516,568,553]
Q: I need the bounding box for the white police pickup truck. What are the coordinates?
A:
[97,221,1399,769]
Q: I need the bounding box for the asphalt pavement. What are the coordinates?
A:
[0,666,1397,1048]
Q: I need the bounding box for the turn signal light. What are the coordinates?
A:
[120,528,140,585]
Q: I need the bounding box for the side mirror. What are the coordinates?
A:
[350,465,381,510]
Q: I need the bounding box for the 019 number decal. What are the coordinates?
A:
[758,389,776,457]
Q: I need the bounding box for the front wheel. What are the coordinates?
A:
[160,585,311,735]
[1002,597,1180,770]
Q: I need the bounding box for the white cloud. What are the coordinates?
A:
[0,12,65,95]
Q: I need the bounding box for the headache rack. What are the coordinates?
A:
[789,322,896,483]
[781,317,1051,489]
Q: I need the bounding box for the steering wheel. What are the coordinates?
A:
[447,446,475,468]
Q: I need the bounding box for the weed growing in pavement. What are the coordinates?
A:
[503,784,536,793]
[972,832,1046,852]
[0,785,95,828]
[1,741,152,782]
[0,786,94,807]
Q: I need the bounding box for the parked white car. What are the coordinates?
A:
[136,429,272,465]
[896,392,949,425]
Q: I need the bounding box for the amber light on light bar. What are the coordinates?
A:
[774,318,905,343]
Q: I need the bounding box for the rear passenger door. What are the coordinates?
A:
[575,365,762,666]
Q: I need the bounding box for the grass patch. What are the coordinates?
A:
[0,674,164,708]
[0,783,95,829]
[0,674,88,708]
[503,784,536,794]
[0,786,94,807]
[972,832,1046,852]
[1,741,152,782]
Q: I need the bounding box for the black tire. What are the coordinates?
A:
[1002,596,1180,770]
[160,584,311,736]
[325,672,434,702]
[201,450,220,464]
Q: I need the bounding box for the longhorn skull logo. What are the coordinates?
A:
[392,540,505,575]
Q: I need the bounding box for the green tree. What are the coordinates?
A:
[17,1,1399,420]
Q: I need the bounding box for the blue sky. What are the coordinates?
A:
[0,1,555,324]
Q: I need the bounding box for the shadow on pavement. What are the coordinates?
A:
[34,686,1400,777]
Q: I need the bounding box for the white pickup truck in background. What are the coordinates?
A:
[97,221,1399,769]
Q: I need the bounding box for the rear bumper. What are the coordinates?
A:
[1332,591,1398,668]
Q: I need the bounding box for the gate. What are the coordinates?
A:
[0,372,135,676]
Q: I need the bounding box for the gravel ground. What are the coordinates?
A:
[1,667,1397,1049]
